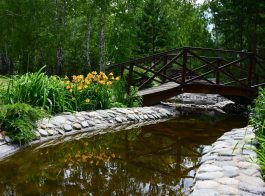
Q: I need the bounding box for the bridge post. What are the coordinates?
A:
[120,65,125,78]
[127,64,134,94]
[248,53,256,87]
[216,59,220,84]
[163,56,168,83]
[182,48,188,84]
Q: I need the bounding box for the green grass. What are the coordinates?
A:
[0,76,8,86]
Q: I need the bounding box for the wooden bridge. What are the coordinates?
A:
[109,47,265,106]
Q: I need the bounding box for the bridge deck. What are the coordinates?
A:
[138,82,257,106]
[138,82,179,96]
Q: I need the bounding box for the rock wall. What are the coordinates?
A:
[191,126,265,196]
[0,105,179,160]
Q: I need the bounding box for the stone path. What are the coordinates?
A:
[191,126,265,196]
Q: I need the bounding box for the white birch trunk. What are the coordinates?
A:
[99,8,105,71]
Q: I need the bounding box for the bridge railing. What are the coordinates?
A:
[108,47,265,93]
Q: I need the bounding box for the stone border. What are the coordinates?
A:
[0,101,240,160]
[0,105,180,160]
[191,126,265,196]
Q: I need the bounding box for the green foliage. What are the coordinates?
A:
[111,78,142,107]
[2,67,72,114]
[0,103,46,144]
[111,79,127,104]
[127,86,142,107]
[209,0,265,54]
[135,0,170,55]
[249,88,265,174]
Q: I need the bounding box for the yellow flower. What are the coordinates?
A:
[77,85,83,90]
[85,99,90,103]
[69,89,73,93]
[64,76,69,79]
[107,81,112,86]
[115,76,120,81]
[92,71,97,75]
[66,85,71,89]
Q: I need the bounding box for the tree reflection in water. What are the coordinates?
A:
[0,116,247,195]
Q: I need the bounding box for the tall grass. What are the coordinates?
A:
[2,67,72,114]
[249,88,265,174]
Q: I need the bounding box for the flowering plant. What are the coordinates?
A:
[64,71,119,111]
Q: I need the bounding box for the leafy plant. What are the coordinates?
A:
[2,67,72,114]
[127,86,142,107]
[64,71,119,111]
[0,103,46,144]
[249,87,265,175]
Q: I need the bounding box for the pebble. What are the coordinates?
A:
[72,123,82,130]
[46,129,55,136]
[4,136,12,143]
[63,124,72,132]
[38,129,48,137]
[81,121,89,128]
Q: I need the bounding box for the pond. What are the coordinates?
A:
[0,115,247,195]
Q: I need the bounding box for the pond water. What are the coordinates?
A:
[0,116,247,195]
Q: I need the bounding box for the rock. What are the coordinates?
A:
[218,150,236,156]
[222,166,239,177]
[46,129,55,136]
[127,114,136,121]
[51,116,66,126]
[81,121,89,128]
[63,124,72,132]
[72,123,82,130]
[237,162,259,169]
[195,180,219,189]
[202,146,212,155]
[237,175,265,186]
[217,177,239,186]
[115,117,123,123]
[57,129,65,135]
[191,189,220,196]
[38,129,48,137]
[46,123,55,128]
[88,121,96,126]
[94,119,102,124]
[40,124,47,129]
[242,168,260,176]
[199,165,223,173]
[196,171,224,180]
[218,185,239,195]
[239,182,265,195]
[4,136,12,143]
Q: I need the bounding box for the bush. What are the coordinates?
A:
[2,67,72,114]
[0,103,46,144]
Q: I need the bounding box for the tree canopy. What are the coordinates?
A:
[0,0,263,75]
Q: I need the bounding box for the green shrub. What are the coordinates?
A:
[2,67,72,114]
[0,103,46,144]
[249,88,265,175]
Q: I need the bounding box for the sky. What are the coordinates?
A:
[196,0,206,5]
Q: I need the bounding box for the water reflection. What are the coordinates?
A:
[0,116,247,195]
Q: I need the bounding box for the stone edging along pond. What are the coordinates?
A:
[191,126,265,196]
[0,101,234,159]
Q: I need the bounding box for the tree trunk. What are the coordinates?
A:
[86,15,92,72]
[99,7,105,72]
[54,0,65,76]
